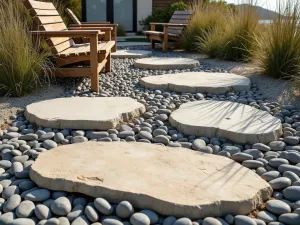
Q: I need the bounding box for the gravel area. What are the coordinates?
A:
[0,46,300,225]
[0,85,65,126]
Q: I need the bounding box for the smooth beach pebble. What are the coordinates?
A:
[50,197,71,216]
[130,213,151,225]
[116,201,134,219]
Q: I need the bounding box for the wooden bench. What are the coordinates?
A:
[144,10,194,52]
[23,0,115,92]
[66,8,117,52]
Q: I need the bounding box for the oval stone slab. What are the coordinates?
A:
[140,72,250,94]
[134,58,200,70]
[169,100,282,144]
[25,97,146,130]
[30,142,272,219]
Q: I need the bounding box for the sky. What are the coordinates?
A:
[225,0,294,11]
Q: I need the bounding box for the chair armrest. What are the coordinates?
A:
[69,24,118,28]
[69,26,113,31]
[81,22,111,24]
[31,30,103,38]
[150,23,187,27]
[68,27,112,41]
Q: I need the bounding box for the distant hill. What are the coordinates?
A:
[236,4,280,20]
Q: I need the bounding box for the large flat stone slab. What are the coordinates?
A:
[134,58,200,70]
[112,50,152,59]
[30,142,272,218]
[169,100,282,144]
[25,97,145,130]
[140,72,251,94]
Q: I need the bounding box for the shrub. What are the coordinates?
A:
[139,1,189,31]
[180,0,228,51]
[216,3,260,61]
[252,1,300,79]
[117,24,126,37]
[0,0,53,97]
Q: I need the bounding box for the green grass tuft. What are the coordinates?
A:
[252,1,300,79]
[0,0,53,97]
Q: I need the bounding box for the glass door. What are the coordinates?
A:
[114,0,133,31]
[86,0,107,22]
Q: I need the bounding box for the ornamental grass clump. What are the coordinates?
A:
[0,0,53,97]
[217,2,260,61]
[252,0,300,79]
[198,1,260,61]
[181,0,227,51]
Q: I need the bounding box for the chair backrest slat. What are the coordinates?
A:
[168,10,194,35]
[23,0,74,54]
[66,8,82,25]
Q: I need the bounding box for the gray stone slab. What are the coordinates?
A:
[134,58,200,70]
[169,100,282,144]
[30,142,272,219]
[25,97,145,130]
[112,50,152,59]
[140,72,251,94]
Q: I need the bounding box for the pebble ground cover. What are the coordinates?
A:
[0,47,300,225]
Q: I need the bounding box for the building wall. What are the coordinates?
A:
[152,0,189,9]
[137,0,152,31]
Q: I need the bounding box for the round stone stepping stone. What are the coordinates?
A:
[25,97,145,130]
[134,58,200,70]
[140,72,250,94]
[112,50,152,59]
[169,100,282,144]
[30,142,272,219]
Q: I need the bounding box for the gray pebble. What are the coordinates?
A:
[202,217,222,225]
[234,215,255,225]
[140,209,158,224]
[15,200,35,218]
[94,198,113,215]
[266,200,291,215]
[34,204,52,220]
[130,213,151,225]
[3,194,21,212]
[84,205,99,222]
[269,177,292,190]
[116,201,134,219]
[50,197,71,216]
[278,213,300,225]
[25,189,50,202]
[283,186,300,201]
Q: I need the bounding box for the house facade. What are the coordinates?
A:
[82,0,188,32]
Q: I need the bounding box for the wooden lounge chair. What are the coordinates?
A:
[66,8,117,52]
[23,0,115,92]
[144,10,194,53]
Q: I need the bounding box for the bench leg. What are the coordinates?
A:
[105,53,111,72]
[151,40,155,49]
[90,66,99,92]
[90,36,99,92]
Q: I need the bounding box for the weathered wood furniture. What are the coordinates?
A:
[66,8,117,52]
[144,10,194,53]
[23,0,115,92]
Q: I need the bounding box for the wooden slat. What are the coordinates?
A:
[30,9,59,16]
[169,18,189,24]
[66,8,81,25]
[24,0,56,10]
[51,39,74,54]
[58,41,115,57]
[36,16,64,25]
[41,23,68,31]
